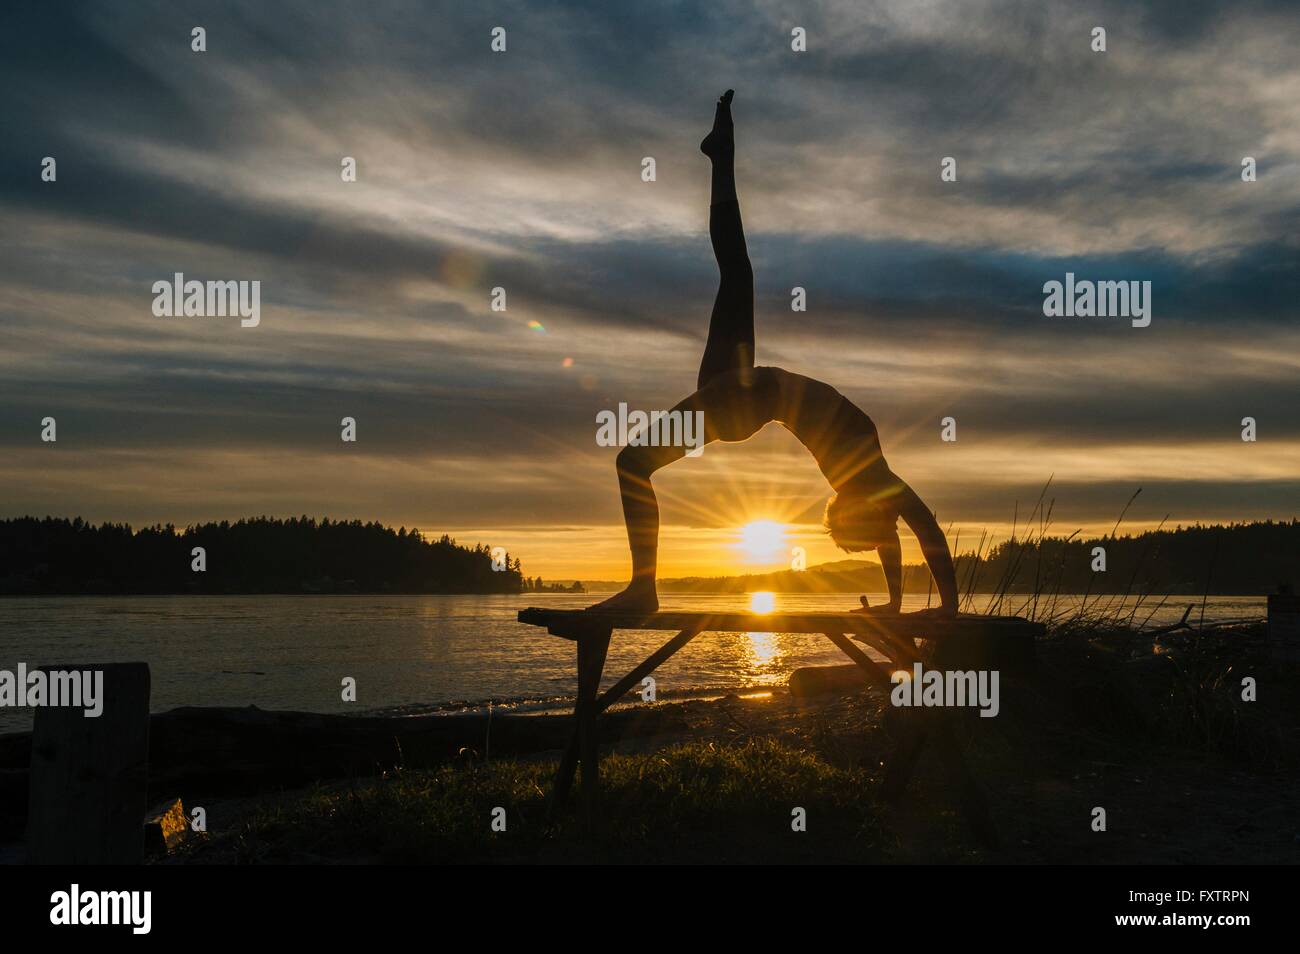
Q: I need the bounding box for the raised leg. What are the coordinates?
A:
[698,90,754,390]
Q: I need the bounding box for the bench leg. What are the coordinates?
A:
[881,715,930,803]
[576,628,611,822]
[824,630,926,801]
[933,715,1000,848]
[549,625,699,820]
[548,627,612,821]
[883,708,998,846]
[548,728,581,820]
[831,631,998,846]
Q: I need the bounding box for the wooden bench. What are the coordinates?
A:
[516,607,1044,845]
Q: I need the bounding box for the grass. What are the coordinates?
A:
[218,739,895,864]
[175,489,1289,866]
[954,482,1270,639]
[173,619,1295,865]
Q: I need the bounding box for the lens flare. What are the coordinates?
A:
[738,520,787,562]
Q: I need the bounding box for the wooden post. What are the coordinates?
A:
[1268,592,1300,662]
[26,663,151,864]
[576,628,611,822]
[548,728,581,820]
[518,609,1035,840]
[549,624,703,820]
[880,717,930,804]
[932,716,999,848]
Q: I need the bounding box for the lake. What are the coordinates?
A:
[0,592,1266,734]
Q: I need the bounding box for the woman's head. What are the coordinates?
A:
[824,489,898,552]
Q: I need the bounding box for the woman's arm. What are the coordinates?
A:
[895,481,959,614]
[876,529,904,611]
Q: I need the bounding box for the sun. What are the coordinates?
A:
[737,520,787,562]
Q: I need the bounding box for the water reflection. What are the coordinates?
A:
[746,630,778,667]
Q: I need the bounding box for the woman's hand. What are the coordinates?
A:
[906,604,958,618]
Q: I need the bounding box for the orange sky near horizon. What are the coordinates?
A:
[3,4,1298,584]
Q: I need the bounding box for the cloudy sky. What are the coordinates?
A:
[2,0,1297,580]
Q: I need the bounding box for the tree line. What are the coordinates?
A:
[0,516,525,595]
[645,520,1298,596]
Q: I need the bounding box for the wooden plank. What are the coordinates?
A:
[518,607,1044,640]
[26,663,151,864]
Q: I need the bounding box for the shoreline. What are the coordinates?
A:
[3,620,1296,863]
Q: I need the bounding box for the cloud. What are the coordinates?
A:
[1,0,1297,574]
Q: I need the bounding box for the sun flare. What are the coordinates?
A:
[738,520,787,562]
[749,590,775,613]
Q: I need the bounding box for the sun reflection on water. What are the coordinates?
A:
[745,630,778,666]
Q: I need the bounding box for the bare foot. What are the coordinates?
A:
[851,595,900,616]
[587,585,659,615]
[700,89,735,160]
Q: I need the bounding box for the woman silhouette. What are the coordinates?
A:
[592,91,958,617]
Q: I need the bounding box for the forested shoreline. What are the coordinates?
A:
[0,516,525,595]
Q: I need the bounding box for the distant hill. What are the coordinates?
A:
[585,560,887,594]
[586,520,1298,596]
[0,516,525,595]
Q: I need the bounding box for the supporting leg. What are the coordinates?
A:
[549,625,702,821]
[548,725,580,820]
[933,714,1000,848]
[881,711,930,804]
[548,626,612,822]
[576,627,612,822]
[873,652,999,847]
[824,631,932,805]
